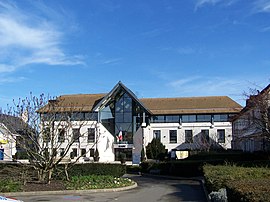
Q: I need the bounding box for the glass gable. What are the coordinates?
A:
[100,90,148,144]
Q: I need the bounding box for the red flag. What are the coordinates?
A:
[118,130,123,141]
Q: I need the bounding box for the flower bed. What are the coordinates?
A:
[65,175,135,190]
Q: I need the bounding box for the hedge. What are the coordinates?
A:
[226,179,270,202]
[140,159,225,177]
[139,151,270,177]
[187,151,270,162]
[203,165,270,202]
[65,163,126,178]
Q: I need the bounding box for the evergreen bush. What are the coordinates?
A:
[146,138,167,160]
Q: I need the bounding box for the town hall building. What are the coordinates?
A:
[38,82,242,163]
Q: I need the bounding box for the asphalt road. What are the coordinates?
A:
[10,174,208,202]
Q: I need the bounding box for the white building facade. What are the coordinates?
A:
[39,82,242,163]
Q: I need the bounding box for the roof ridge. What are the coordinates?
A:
[59,93,106,97]
[140,96,229,100]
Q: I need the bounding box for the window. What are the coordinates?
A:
[185,130,193,143]
[201,130,209,143]
[165,115,179,123]
[169,130,177,143]
[151,116,165,123]
[60,148,65,157]
[90,149,95,157]
[43,127,50,143]
[81,149,86,157]
[217,129,225,143]
[72,129,80,143]
[71,148,77,158]
[41,113,55,121]
[85,112,98,121]
[55,112,69,121]
[214,114,228,122]
[114,93,134,144]
[197,115,211,122]
[182,115,196,123]
[71,112,84,121]
[153,130,161,140]
[88,128,95,143]
[58,129,65,142]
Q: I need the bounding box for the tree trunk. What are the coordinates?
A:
[47,168,53,184]
[38,169,47,182]
[64,164,70,181]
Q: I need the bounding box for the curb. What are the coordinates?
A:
[2,182,137,197]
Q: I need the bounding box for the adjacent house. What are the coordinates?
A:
[0,114,26,161]
[38,82,242,163]
[232,84,270,152]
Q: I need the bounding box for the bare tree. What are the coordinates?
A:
[2,93,99,184]
[174,128,229,153]
[236,86,270,150]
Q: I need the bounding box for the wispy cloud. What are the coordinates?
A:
[195,0,270,14]
[253,0,270,13]
[169,76,202,87]
[168,76,250,105]
[160,46,200,55]
[0,76,26,84]
[0,0,84,74]
[168,77,241,95]
[260,26,270,32]
[195,0,223,9]
[194,0,238,10]
[0,64,16,73]
[101,58,123,65]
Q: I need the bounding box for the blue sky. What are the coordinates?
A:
[0,0,270,109]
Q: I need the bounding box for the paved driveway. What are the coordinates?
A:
[11,174,208,202]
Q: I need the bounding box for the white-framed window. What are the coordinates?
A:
[72,129,80,143]
[153,130,161,140]
[60,148,65,157]
[88,128,95,143]
[217,129,225,143]
[58,128,65,142]
[169,130,177,143]
[43,127,51,143]
[81,148,86,157]
[71,148,77,159]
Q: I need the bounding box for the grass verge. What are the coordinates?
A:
[0,179,22,192]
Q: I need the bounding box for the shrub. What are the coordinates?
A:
[146,138,167,160]
[203,165,270,201]
[226,179,270,202]
[140,160,218,177]
[126,165,141,174]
